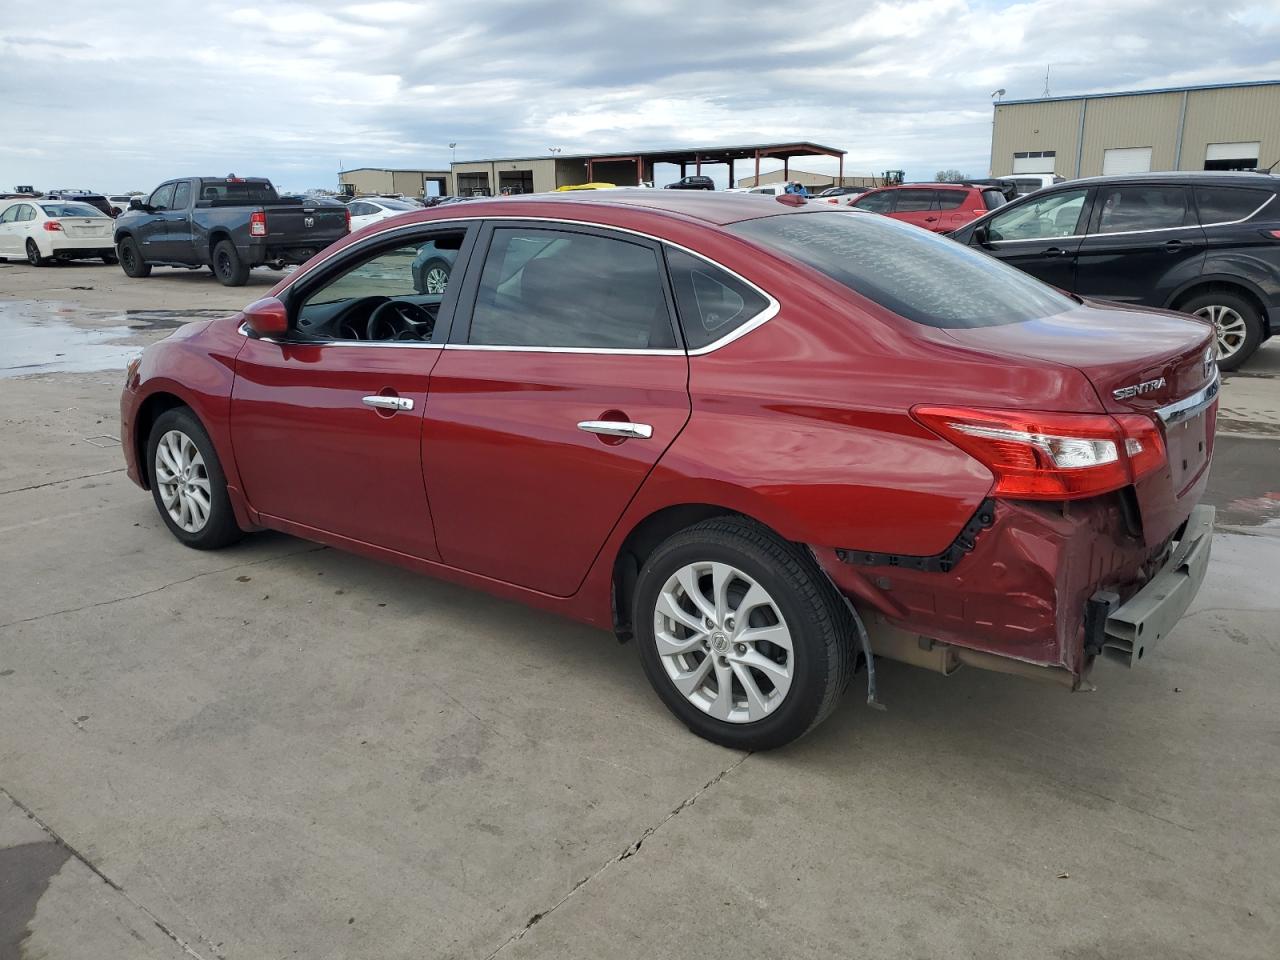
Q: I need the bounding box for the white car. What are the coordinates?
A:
[107,195,137,215]
[345,197,421,231]
[811,186,870,207]
[0,198,117,266]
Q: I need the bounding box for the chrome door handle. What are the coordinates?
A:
[577,420,653,439]
[362,395,413,411]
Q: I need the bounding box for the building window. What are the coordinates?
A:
[1204,141,1260,172]
[457,172,491,197]
[1102,147,1153,175]
[1012,150,1056,174]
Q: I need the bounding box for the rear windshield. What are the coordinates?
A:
[376,198,418,210]
[730,211,1073,328]
[197,180,279,204]
[40,203,106,217]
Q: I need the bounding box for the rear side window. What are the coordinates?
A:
[730,211,1073,329]
[935,190,967,210]
[172,181,191,209]
[1193,186,1273,225]
[853,191,894,212]
[665,248,769,349]
[1095,185,1190,233]
[469,228,675,350]
[894,189,935,212]
[982,189,1008,210]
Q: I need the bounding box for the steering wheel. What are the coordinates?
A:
[366,300,434,341]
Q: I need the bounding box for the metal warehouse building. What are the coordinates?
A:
[990,80,1280,179]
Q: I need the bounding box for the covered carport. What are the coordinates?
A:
[581,141,848,187]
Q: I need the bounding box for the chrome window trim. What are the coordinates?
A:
[238,214,781,356]
[1153,372,1220,426]
[987,188,1275,245]
[238,322,443,349]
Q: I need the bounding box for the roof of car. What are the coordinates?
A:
[441,189,816,226]
[1051,171,1280,188]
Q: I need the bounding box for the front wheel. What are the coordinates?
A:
[117,236,151,277]
[212,240,250,286]
[1182,290,1263,372]
[634,517,854,750]
[146,408,244,550]
[419,258,451,294]
[26,239,51,267]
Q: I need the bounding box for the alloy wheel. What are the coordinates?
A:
[1194,304,1248,361]
[154,430,212,533]
[26,240,40,265]
[424,266,449,294]
[653,561,794,723]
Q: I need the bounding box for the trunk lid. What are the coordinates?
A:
[944,299,1218,546]
[61,217,113,239]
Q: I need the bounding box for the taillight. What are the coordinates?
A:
[344,207,351,231]
[1264,229,1280,240]
[43,220,63,232]
[912,406,1167,500]
[250,210,266,237]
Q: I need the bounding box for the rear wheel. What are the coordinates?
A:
[117,236,151,277]
[146,408,244,550]
[26,239,50,267]
[420,259,451,294]
[212,240,250,286]
[633,517,854,750]
[1181,290,1262,372]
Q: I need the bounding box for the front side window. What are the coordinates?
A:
[469,228,674,349]
[853,191,894,213]
[293,231,465,341]
[986,189,1087,241]
[1095,185,1189,233]
[0,205,22,223]
[1193,186,1273,225]
[731,211,1073,329]
[665,248,768,350]
[149,183,176,211]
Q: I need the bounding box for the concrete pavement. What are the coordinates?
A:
[1,259,1277,959]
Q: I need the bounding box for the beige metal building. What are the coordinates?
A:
[735,169,881,190]
[990,80,1280,179]
[339,167,452,199]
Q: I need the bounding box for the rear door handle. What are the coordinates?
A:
[1164,239,1194,251]
[924,216,938,222]
[363,395,413,411]
[577,420,653,439]
[1042,247,1071,257]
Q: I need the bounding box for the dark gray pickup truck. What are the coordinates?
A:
[113,176,349,286]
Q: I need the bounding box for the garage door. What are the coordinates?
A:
[1205,141,1260,171]
[1102,147,1152,175]
[1013,152,1056,174]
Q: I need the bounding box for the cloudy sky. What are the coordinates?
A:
[2,0,1278,193]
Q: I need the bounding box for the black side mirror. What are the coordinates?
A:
[972,224,992,247]
[129,198,145,211]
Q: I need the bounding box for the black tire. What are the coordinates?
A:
[117,236,151,277]
[212,239,250,286]
[146,407,244,550]
[102,253,118,265]
[26,239,51,267]
[633,517,854,750]
[1178,290,1263,372]
[417,258,451,294]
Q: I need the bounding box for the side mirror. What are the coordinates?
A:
[972,224,992,247]
[242,297,289,337]
[129,198,145,211]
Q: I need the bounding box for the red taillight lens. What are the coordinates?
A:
[1265,229,1280,240]
[43,220,63,232]
[912,406,1166,500]
[250,210,266,237]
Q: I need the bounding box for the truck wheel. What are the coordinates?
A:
[212,240,250,286]
[1181,290,1263,372]
[633,516,855,750]
[26,239,51,267]
[117,237,151,277]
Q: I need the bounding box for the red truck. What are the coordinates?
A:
[120,193,1217,749]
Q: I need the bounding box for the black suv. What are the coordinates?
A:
[948,172,1280,370]
[664,175,715,190]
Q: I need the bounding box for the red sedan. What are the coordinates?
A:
[121,192,1218,749]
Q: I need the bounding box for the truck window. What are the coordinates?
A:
[172,181,192,209]
[198,180,279,204]
[149,183,176,211]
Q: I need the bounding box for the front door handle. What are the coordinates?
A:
[1042,247,1070,257]
[363,395,413,411]
[1164,239,1193,251]
[577,420,653,439]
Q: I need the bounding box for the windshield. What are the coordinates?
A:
[40,203,106,218]
[729,211,1073,329]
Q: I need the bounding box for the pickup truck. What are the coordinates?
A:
[113,176,349,286]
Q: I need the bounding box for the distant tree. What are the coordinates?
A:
[935,169,969,182]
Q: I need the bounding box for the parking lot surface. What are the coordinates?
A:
[1,260,1278,959]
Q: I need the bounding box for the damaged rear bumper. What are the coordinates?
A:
[1094,504,1214,666]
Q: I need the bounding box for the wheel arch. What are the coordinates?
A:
[132,391,191,488]
[207,228,234,257]
[1166,275,1270,334]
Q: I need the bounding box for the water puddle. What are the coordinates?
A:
[0,300,231,378]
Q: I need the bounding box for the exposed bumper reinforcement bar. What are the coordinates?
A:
[1100,504,1215,667]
